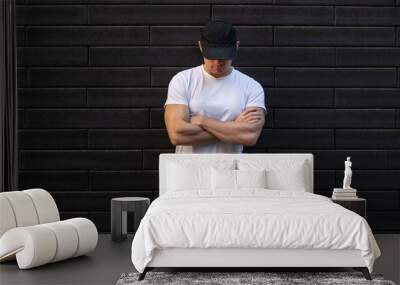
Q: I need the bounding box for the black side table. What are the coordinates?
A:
[331,197,367,219]
[111,197,150,242]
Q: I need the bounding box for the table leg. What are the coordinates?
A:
[111,202,126,242]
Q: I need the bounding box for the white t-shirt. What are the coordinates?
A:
[164,64,267,153]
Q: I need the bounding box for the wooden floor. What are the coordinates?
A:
[0,234,134,285]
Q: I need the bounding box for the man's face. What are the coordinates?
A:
[203,58,232,76]
[198,40,239,78]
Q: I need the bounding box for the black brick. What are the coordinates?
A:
[17,68,27,87]
[275,0,394,5]
[336,7,400,26]
[151,67,193,87]
[17,26,25,46]
[336,130,400,149]
[18,47,87,66]
[336,48,400,67]
[20,150,142,170]
[18,88,86,108]
[87,88,166,107]
[151,26,201,46]
[275,27,395,46]
[89,130,172,149]
[91,47,202,66]
[19,130,88,149]
[22,109,149,128]
[388,151,400,168]
[397,110,400,127]
[17,5,86,25]
[335,88,400,108]
[90,171,159,190]
[361,191,399,211]
[275,68,397,87]
[19,171,88,191]
[18,110,25,129]
[236,68,274,87]
[150,108,166,128]
[88,5,210,25]
[27,68,150,87]
[235,47,334,67]
[26,26,149,46]
[213,5,333,25]
[255,129,334,149]
[368,212,400,231]
[314,170,335,190]
[268,88,333,107]
[275,109,395,128]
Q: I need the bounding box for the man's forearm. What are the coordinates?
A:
[199,117,255,145]
[174,122,217,146]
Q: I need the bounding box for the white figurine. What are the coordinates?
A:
[342,156,354,189]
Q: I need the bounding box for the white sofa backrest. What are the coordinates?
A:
[0,188,60,238]
[159,153,314,196]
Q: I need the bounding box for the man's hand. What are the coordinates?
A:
[190,114,204,127]
[234,107,265,124]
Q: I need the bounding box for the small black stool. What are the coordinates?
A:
[111,197,150,242]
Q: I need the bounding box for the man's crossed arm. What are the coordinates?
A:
[164,104,266,146]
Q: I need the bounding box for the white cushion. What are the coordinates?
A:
[236,169,267,189]
[211,168,236,190]
[211,168,268,192]
[237,158,307,191]
[166,159,236,192]
[168,162,211,191]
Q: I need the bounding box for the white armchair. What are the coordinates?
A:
[0,188,98,269]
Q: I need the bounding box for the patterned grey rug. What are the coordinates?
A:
[116,271,397,285]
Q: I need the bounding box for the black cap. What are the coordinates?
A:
[200,19,237,60]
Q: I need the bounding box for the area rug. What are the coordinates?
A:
[116,271,397,285]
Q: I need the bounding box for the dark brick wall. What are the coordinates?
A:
[16,0,400,232]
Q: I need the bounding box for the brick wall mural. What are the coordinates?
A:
[17,0,400,232]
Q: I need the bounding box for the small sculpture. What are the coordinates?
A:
[342,156,354,190]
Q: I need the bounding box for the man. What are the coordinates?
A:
[164,19,267,153]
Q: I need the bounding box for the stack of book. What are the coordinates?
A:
[332,188,358,200]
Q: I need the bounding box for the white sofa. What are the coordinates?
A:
[0,188,98,269]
